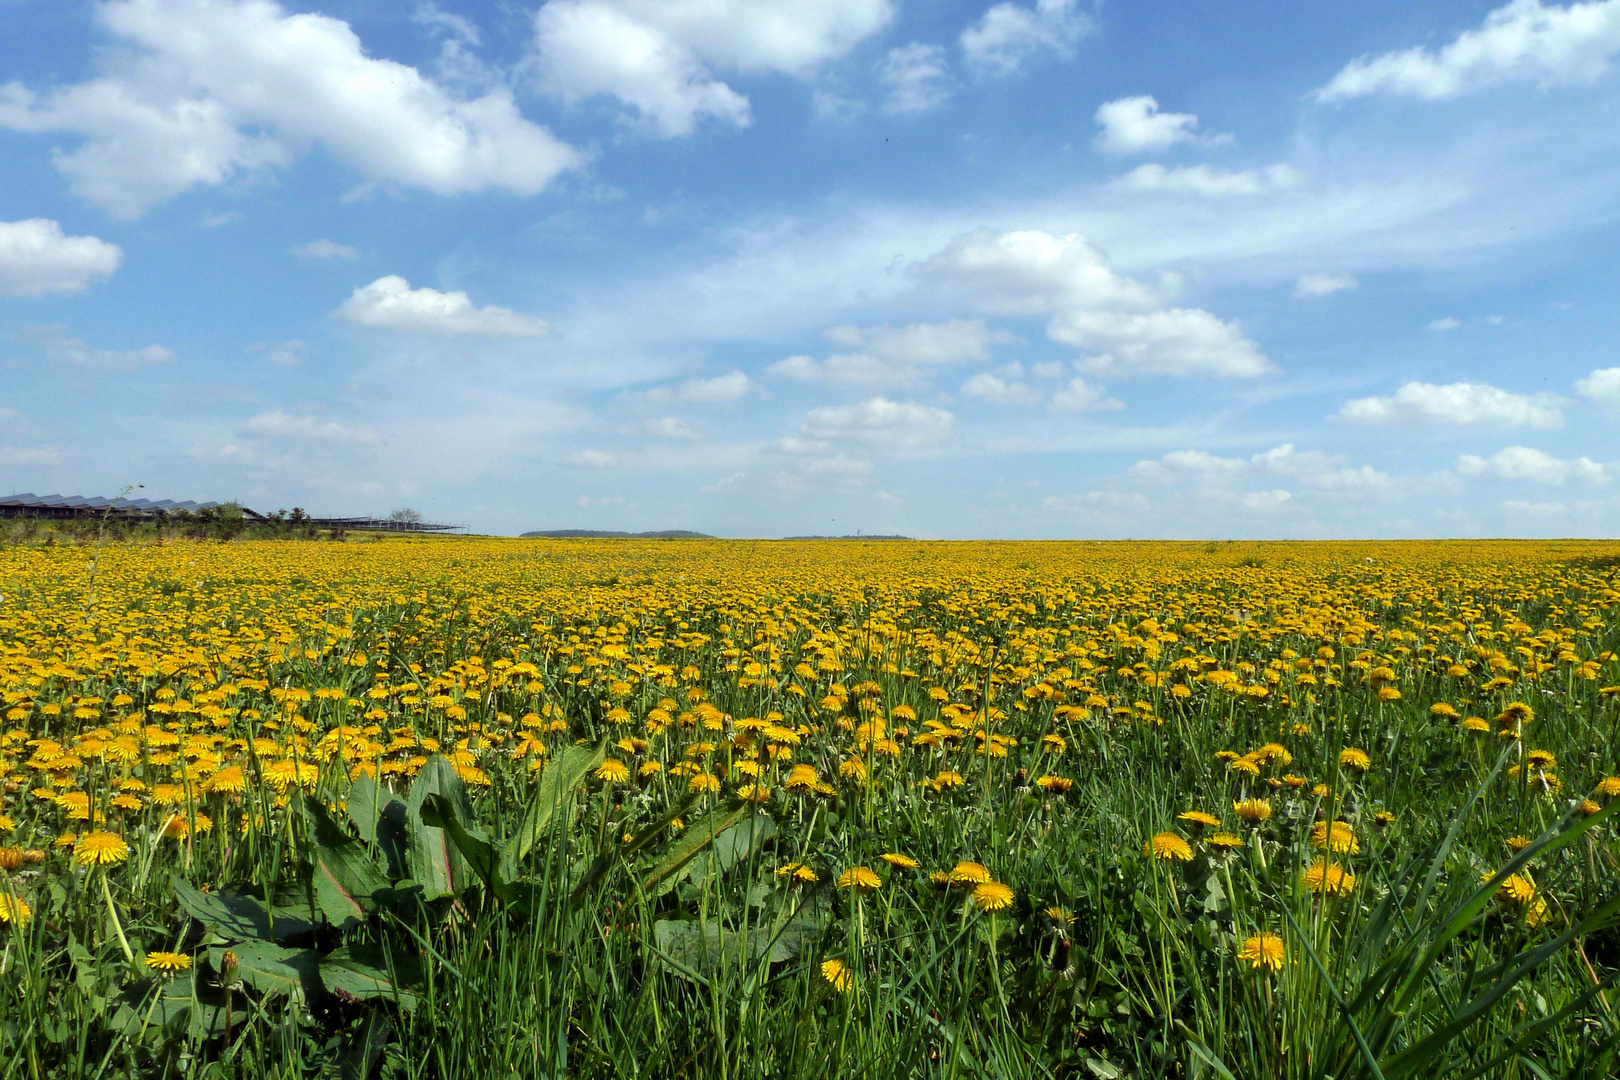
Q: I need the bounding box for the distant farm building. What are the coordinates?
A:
[0,494,463,532]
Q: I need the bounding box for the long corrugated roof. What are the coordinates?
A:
[1,492,228,512]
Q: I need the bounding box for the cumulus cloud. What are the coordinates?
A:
[1428,316,1463,331]
[645,371,752,404]
[1315,0,1620,101]
[961,0,1092,77]
[26,325,173,367]
[1049,375,1122,412]
[878,43,951,114]
[0,219,122,296]
[241,409,379,444]
[915,228,1268,378]
[529,0,892,136]
[800,397,954,449]
[961,372,1039,403]
[291,239,358,261]
[1243,489,1293,510]
[646,416,701,439]
[1457,445,1607,485]
[1130,443,1391,493]
[1112,163,1302,196]
[914,228,1167,314]
[567,449,619,468]
[1093,95,1228,156]
[1056,309,1271,378]
[0,0,583,217]
[767,320,1000,386]
[1576,367,1620,408]
[1294,272,1358,299]
[334,275,549,337]
[1335,381,1563,428]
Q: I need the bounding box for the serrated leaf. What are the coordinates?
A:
[505,744,604,864]
[174,880,313,944]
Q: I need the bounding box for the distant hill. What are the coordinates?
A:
[520,529,715,539]
[782,534,913,540]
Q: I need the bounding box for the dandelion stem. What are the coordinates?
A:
[99,868,134,965]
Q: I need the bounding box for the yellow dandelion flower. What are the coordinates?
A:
[1303,859,1356,896]
[0,893,30,926]
[737,783,771,803]
[948,861,993,885]
[821,958,853,993]
[1310,820,1360,854]
[1147,832,1193,862]
[880,852,919,869]
[1177,810,1220,829]
[973,881,1015,912]
[837,866,883,892]
[74,831,130,867]
[1237,932,1285,973]
[1339,748,1371,772]
[595,758,630,783]
[1208,832,1245,850]
[1234,799,1272,823]
[144,951,193,972]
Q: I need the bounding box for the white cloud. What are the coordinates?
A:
[1049,375,1122,412]
[567,449,620,468]
[0,0,583,218]
[667,371,751,403]
[1575,367,1620,408]
[0,219,122,296]
[1458,445,1607,485]
[1315,0,1620,101]
[646,416,701,438]
[878,43,951,115]
[0,408,61,467]
[42,332,173,367]
[1294,272,1358,299]
[915,228,1268,378]
[961,0,1092,77]
[291,239,358,261]
[1113,163,1302,197]
[1129,443,1391,493]
[1428,316,1463,331]
[530,0,892,136]
[914,228,1165,313]
[242,409,379,444]
[1243,489,1292,510]
[334,275,549,337]
[799,453,872,477]
[244,339,306,366]
[1059,308,1272,378]
[1335,381,1563,428]
[961,372,1040,403]
[767,320,1000,386]
[800,397,954,449]
[1093,95,1228,156]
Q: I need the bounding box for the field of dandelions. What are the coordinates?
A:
[1,536,1618,1079]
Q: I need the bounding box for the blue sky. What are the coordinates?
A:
[2,0,1619,538]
